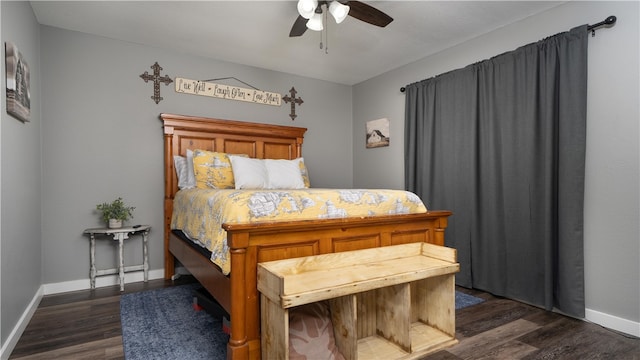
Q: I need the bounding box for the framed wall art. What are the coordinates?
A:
[5,41,31,122]
[366,118,390,148]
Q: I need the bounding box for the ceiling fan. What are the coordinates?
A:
[290,0,393,37]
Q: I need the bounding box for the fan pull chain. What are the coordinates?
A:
[317,6,329,54]
[324,10,329,54]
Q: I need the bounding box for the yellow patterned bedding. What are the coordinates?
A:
[171,188,427,274]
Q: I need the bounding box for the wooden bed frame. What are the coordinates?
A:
[161,113,452,360]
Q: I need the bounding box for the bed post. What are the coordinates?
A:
[227,232,250,359]
[163,126,176,280]
[433,214,449,246]
[296,136,303,158]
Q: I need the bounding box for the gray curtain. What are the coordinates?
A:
[404,26,587,317]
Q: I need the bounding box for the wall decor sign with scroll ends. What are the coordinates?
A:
[5,42,31,122]
[175,77,282,106]
[366,118,390,148]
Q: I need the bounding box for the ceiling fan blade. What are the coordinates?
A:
[289,15,308,37]
[347,1,393,27]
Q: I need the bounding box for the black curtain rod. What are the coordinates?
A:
[400,15,617,93]
[587,15,617,33]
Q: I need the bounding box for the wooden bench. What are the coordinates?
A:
[257,242,460,360]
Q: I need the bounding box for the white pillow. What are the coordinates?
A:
[229,156,269,189]
[174,155,188,189]
[265,159,305,189]
[173,150,196,189]
[174,156,190,189]
[229,157,307,190]
[185,149,196,188]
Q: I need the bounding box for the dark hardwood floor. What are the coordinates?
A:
[9,276,639,359]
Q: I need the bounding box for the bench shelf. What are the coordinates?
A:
[257,242,460,360]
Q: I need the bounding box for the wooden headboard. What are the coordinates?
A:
[160,113,307,199]
[160,113,307,276]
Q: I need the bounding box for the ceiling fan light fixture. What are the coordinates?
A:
[297,0,318,19]
[329,1,350,24]
[306,12,324,31]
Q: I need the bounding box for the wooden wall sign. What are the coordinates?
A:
[175,77,281,106]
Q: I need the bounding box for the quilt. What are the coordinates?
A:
[172,188,427,274]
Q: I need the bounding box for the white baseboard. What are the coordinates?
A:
[43,269,165,295]
[1,268,192,360]
[0,285,43,360]
[4,273,636,360]
[585,308,640,337]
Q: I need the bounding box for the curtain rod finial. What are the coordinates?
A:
[400,87,406,93]
[588,15,617,34]
[605,15,617,25]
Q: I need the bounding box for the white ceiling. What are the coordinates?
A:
[30,1,566,85]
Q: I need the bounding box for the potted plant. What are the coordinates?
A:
[96,197,135,228]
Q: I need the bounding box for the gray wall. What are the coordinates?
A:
[353,1,639,327]
[1,0,638,352]
[39,25,353,285]
[0,1,42,347]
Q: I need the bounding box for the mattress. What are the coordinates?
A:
[171,188,427,274]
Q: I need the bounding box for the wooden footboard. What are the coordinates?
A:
[223,210,451,360]
[166,210,451,360]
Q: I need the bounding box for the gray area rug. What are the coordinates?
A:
[120,283,228,360]
[456,289,485,309]
[120,284,483,359]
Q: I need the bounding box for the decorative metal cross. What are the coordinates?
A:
[282,87,304,121]
[139,62,173,104]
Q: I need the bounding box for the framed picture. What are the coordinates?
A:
[5,41,31,122]
[366,118,390,148]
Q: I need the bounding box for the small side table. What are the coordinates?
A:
[83,225,150,291]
